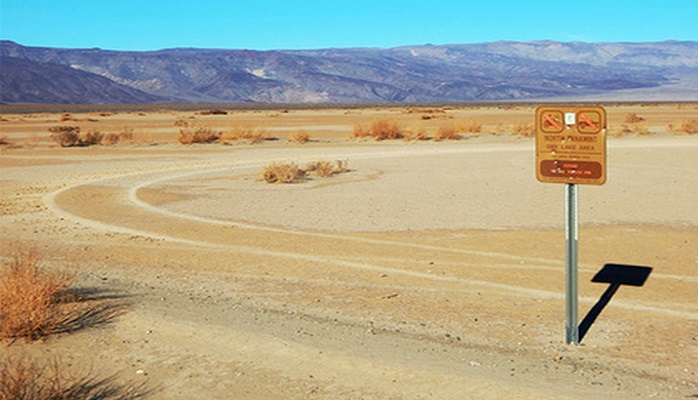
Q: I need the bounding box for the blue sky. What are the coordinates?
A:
[1,0,696,51]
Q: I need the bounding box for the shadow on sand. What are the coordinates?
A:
[579,263,652,342]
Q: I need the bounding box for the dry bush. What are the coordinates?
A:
[104,128,134,145]
[633,124,650,135]
[306,161,335,178]
[678,119,698,134]
[0,355,144,399]
[624,113,645,123]
[0,250,73,341]
[404,126,431,141]
[174,118,190,127]
[352,118,403,140]
[610,124,634,137]
[434,124,462,141]
[178,127,221,144]
[197,109,228,115]
[0,249,125,342]
[82,130,104,146]
[261,162,306,184]
[404,107,446,114]
[0,136,10,145]
[49,126,81,147]
[288,130,311,143]
[58,114,77,122]
[224,126,269,144]
[511,122,535,138]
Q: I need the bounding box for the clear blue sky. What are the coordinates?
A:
[1,0,696,51]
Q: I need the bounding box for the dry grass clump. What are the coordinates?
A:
[104,128,134,145]
[611,124,651,137]
[81,130,104,146]
[306,160,349,177]
[49,126,81,147]
[261,162,306,184]
[288,130,311,143]
[511,122,535,138]
[434,124,462,141]
[178,127,222,144]
[49,126,127,147]
[624,113,645,123]
[262,160,349,183]
[223,126,270,144]
[197,109,228,115]
[353,118,403,140]
[0,355,143,400]
[0,136,10,145]
[0,250,73,341]
[669,119,698,134]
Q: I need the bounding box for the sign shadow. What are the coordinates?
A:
[579,263,652,342]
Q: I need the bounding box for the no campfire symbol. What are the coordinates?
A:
[535,105,607,185]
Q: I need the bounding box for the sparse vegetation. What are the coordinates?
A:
[511,122,535,138]
[81,130,104,146]
[671,119,698,134]
[434,124,462,141]
[289,130,311,143]
[353,118,403,140]
[104,127,134,145]
[0,355,143,400]
[223,126,270,144]
[0,249,73,341]
[177,127,222,144]
[49,126,81,147]
[624,113,645,123]
[197,110,228,115]
[262,160,350,183]
[261,162,306,184]
[0,249,125,342]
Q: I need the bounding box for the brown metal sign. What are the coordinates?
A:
[535,105,607,185]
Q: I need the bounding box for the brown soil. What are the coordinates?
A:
[1,104,697,399]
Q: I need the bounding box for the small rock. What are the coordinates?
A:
[469,361,481,367]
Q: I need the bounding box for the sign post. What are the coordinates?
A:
[535,105,607,345]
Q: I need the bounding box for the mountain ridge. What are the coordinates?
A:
[1,40,697,104]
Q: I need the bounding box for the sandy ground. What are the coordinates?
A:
[1,105,697,399]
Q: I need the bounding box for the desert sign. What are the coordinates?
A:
[535,105,607,185]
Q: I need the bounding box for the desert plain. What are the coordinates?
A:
[1,103,697,399]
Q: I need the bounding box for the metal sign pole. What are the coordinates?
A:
[565,183,579,345]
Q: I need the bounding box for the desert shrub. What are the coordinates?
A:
[624,113,645,123]
[224,126,269,144]
[58,114,77,122]
[679,119,698,134]
[0,250,73,341]
[178,127,221,144]
[49,126,81,147]
[261,162,306,183]
[0,355,143,399]
[289,130,310,143]
[633,124,650,135]
[197,109,228,115]
[511,122,535,138]
[82,130,104,146]
[174,118,190,127]
[104,127,134,145]
[434,124,462,141]
[306,161,335,177]
[353,118,403,140]
[0,136,10,145]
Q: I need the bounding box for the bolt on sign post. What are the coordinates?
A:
[535,105,607,345]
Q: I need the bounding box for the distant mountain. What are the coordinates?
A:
[1,40,697,104]
[0,55,168,104]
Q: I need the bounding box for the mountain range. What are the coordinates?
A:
[1,40,697,104]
